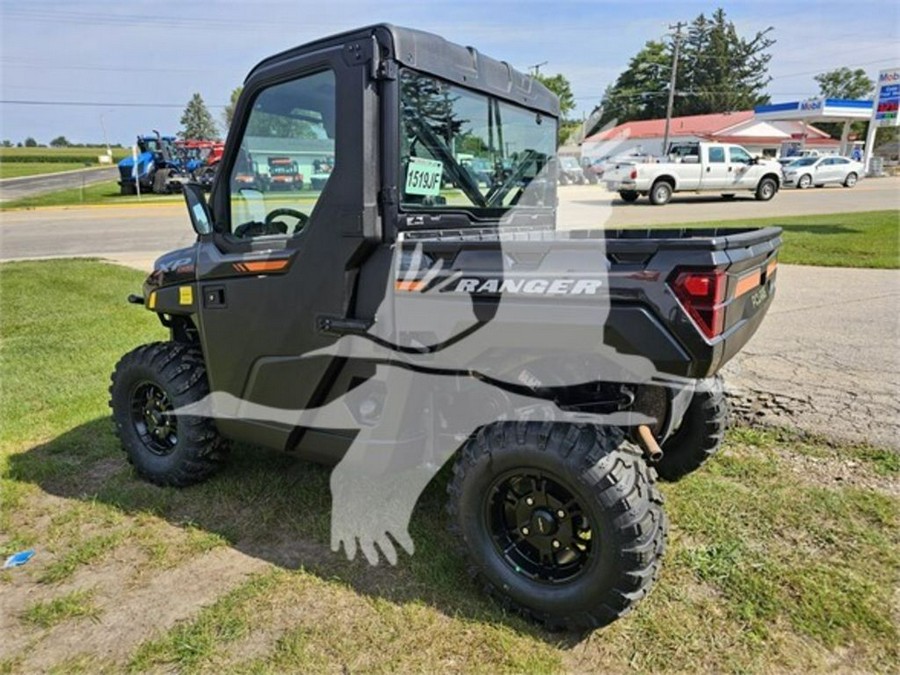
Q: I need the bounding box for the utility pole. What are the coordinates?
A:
[662,21,686,157]
[529,61,548,77]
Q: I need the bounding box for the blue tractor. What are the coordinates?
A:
[117,132,183,195]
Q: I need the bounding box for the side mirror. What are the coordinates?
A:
[182,183,214,235]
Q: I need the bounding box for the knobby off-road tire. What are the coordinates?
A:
[656,375,727,482]
[447,422,666,631]
[110,341,228,487]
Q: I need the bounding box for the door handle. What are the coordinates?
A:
[706,167,711,173]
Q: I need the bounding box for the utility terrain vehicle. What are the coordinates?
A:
[111,25,781,631]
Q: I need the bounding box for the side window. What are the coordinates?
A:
[708,147,726,163]
[229,70,336,239]
[729,147,752,164]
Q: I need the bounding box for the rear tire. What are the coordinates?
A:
[755,176,778,201]
[619,190,639,203]
[843,172,858,188]
[656,376,727,482]
[110,342,228,487]
[448,423,666,631]
[649,180,673,205]
[120,183,137,196]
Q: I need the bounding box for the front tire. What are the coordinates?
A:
[110,342,228,487]
[448,423,666,631]
[656,376,727,482]
[797,174,812,189]
[755,176,778,201]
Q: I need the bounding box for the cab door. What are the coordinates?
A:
[702,145,729,189]
[727,145,756,189]
[195,44,380,448]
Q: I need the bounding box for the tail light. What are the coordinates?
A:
[670,268,726,340]
[630,168,638,179]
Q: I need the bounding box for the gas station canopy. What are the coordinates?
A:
[754,98,873,122]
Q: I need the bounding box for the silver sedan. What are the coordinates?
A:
[782,156,863,189]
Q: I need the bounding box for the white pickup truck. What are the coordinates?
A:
[603,142,782,205]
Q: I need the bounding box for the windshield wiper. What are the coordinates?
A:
[485,149,545,208]
[404,113,487,208]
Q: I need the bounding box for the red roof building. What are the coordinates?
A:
[582,111,837,159]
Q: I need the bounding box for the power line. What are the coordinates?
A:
[0,100,226,109]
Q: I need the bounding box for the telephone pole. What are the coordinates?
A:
[661,21,686,157]
[529,61,548,77]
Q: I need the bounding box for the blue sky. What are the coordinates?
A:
[1,0,898,145]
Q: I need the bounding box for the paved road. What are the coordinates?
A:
[3,177,898,270]
[1,181,898,448]
[558,176,900,229]
[0,166,120,201]
[723,265,900,449]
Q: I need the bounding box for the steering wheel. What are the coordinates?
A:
[265,208,309,234]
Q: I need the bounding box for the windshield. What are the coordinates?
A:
[399,70,556,214]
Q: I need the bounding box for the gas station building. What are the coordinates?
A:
[753,98,873,160]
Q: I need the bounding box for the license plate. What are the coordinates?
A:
[750,285,769,308]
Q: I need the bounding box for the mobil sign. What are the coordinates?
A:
[875,68,900,126]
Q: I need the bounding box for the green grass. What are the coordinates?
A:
[658,210,900,269]
[1,259,898,672]
[0,180,182,210]
[0,147,131,162]
[0,162,96,179]
[23,590,101,628]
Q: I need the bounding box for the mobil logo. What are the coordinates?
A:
[879,70,900,83]
[800,98,823,111]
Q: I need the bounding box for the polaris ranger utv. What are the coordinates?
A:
[110,25,781,631]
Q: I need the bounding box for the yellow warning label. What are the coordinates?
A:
[179,286,193,305]
[148,292,157,309]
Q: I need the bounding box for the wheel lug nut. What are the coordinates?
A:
[552,540,561,549]
[557,510,566,519]
[521,527,530,536]
[525,497,534,506]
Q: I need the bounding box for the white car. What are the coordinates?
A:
[782,156,862,189]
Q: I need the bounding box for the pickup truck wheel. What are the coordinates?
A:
[755,177,778,201]
[796,174,812,189]
[619,190,639,203]
[656,376,727,481]
[448,422,666,631]
[110,341,229,487]
[843,172,858,187]
[649,181,673,206]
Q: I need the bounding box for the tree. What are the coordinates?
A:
[179,93,218,140]
[535,73,576,119]
[814,67,874,100]
[1,140,12,148]
[600,8,775,126]
[535,73,580,145]
[49,136,70,147]
[23,137,37,147]
[223,86,242,130]
[599,41,671,126]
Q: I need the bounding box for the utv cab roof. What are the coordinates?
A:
[247,23,559,118]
